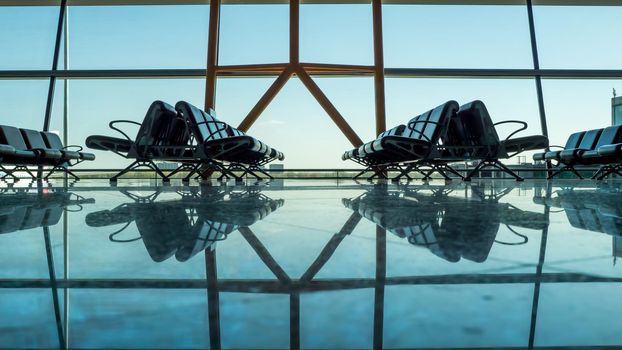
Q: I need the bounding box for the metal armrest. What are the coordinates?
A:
[547,145,565,150]
[109,120,142,142]
[494,120,527,142]
[62,145,84,152]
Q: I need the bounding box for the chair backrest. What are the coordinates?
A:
[20,128,50,150]
[133,101,179,156]
[175,101,230,143]
[563,131,585,150]
[42,132,64,150]
[403,101,459,144]
[594,125,622,149]
[577,128,603,150]
[457,100,500,154]
[377,125,405,139]
[0,125,29,151]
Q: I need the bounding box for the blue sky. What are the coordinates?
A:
[1,4,621,168]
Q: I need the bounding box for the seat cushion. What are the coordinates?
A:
[0,144,15,157]
[343,149,358,161]
[559,148,586,162]
[86,135,132,153]
[598,143,622,157]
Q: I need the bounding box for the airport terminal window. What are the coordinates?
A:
[0,5,59,70]
[68,5,210,69]
[534,6,622,69]
[65,79,206,169]
[300,4,373,65]
[541,79,617,151]
[383,5,533,69]
[219,5,289,65]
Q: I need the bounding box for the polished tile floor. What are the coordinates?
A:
[1,178,622,349]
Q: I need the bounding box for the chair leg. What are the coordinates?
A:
[0,164,19,181]
[464,161,487,182]
[110,160,140,182]
[492,160,524,181]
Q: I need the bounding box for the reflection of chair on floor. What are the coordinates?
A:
[85,186,285,262]
[342,184,546,263]
[534,188,622,236]
[0,191,94,234]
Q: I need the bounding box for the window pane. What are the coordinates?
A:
[536,283,622,346]
[70,289,210,349]
[384,285,533,348]
[542,79,617,153]
[301,290,374,349]
[69,5,209,69]
[0,5,59,70]
[385,78,543,164]
[0,80,49,130]
[0,290,59,349]
[220,293,289,349]
[383,5,533,69]
[219,5,288,65]
[535,6,622,69]
[66,79,205,169]
[216,77,375,169]
[300,4,373,65]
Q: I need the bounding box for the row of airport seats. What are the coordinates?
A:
[343,185,547,263]
[0,126,95,181]
[86,100,284,183]
[533,189,622,236]
[85,187,284,262]
[0,192,94,235]
[533,125,622,180]
[343,100,548,182]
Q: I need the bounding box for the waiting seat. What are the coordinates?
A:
[86,100,188,182]
[87,187,285,263]
[175,101,284,181]
[537,126,622,180]
[446,100,549,181]
[342,101,459,180]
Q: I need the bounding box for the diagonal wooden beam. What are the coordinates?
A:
[238,226,291,283]
[299,211,362,283]
[296,67,364,147]
[237,67,293,132]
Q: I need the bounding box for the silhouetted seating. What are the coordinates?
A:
[444,101,548,181]
[0,125,94,181]
[534,126,622,180]
[534,189,622,236]
[175,101,284,181]
[343,185,543,262]
[85,187,284,262]
[86,100,192,182]
[86,100,283,182]
[0,192,94,235]
[342,101,460,180]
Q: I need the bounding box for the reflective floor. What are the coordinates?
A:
[2,178,622,349]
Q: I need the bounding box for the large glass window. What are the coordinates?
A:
[67,5,209,69]
[383,5,533,69]
[535,6,622,69]
[0,5,59,70]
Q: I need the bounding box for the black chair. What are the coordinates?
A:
[343,184,539,263]
[0,125,94,181]
[533,131,585,177]
[41,132,95,180]
[175,101,284,181]
[86,100,190,182]
[0,191,94,235]
[447,100,549,181]
[578,126,622,180]
[343,101,460,180]
[86,186,284,263]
